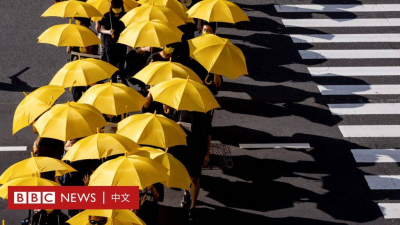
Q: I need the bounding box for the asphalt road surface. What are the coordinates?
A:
[2,0,400,224]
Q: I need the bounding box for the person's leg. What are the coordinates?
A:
[190,176,200,209]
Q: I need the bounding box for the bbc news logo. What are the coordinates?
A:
[14,192,55,204]
[8,186,138,210]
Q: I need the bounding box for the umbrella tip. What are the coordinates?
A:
[97,127,100,133]
[23,92,27,97]
[67,101,70,106]
[31,152,34,157]
[154,110,157,115]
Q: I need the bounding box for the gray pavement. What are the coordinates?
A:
[2,0,400,224]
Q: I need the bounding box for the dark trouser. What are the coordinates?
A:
[104,43,128,86]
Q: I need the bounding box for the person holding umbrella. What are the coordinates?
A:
[188,22,222,96]
[99,0,128,85]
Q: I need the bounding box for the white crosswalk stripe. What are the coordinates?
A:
[379,204,400,219]
[318,85,400,95]
[282,19,400,27]
[275,4,400,12]
[277,3,400,219]
[351,149,400,163]
[328,103,400,115]
[299,50,400,59]
[291,34,400,43]
[339,125,400,137]
[365,175,400,189]
[308,67,400,77]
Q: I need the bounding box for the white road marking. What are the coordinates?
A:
[318,85,400,95]
[275,4,400,12]
[365,175,400,189]
[0,146,27,151]
[282,19,400,27]
[299,50,400,59]
[328,103,400,115]
[378,203,400,219]
[308,67,400,77]
[291,34,400,43]
[352,149,400,163]
[239,143,310,149]
[339,125,400,137]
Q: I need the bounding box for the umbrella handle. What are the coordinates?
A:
[204,74,212,85]
[164,108,170,114]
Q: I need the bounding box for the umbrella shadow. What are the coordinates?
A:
[210,126,383,223]
[0,67,38,92]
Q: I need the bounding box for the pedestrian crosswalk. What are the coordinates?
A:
[299,50,400,59]
[276,2,400,220]
[282,18,400,27]
[291,34,400,43]
[308,67,400,77]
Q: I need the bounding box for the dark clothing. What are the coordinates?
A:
[137,183,164,225]
[71,86,89,102]
[100,11,128,85]
[175,23,196,64]
[169,111,213,177]
[146,52,177,65]
[30,210,69,225]
[100,12,125,46]
[37,138,64,160]
[125,50,151,88]
[188,58,222,95]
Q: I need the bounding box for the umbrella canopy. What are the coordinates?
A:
[0,177,60,199]
[62,133,141,162]
[188,34,248,80]
[186,0,249,24]
[78,82,146,116]
[118,20,183,48]
[133,60,202,85]
[33,102,107,142]
[0,152,76,184]
[67,209,145,225]
[149,78,220,113]
[88,0,140,21]
[38,24,100,47]
[50,58,117,87]
[134,147,191,190]
[121,4,185,27]
[89,155,168,189]
[41,0,103,18]
[12,85,65,135]
[137,0,186,20]
[117,112,187,149]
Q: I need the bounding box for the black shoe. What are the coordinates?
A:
[181,193,191,209]
[188,208,199,222]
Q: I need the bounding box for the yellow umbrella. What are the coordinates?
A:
[0,177,60,199]
[88,0,140,21]
[12,85,65,135]
[121,4,185,27]
[62,133,141,162]
[133,60,202,85]
[33,102,107,142]
[117,112,187,150]
[0,152,76,184]
[49,58,117,88]
[149,78,220,113]
[38,23,101,47]
[89,155,168,189]
[67,209,145,225]
[188,33,248,80]
[138,0,186,20]
[187,0,249,24]
[78,82,146,116]
[41,0,103,18]
[118,20,183,48]
[134,147,191,190]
